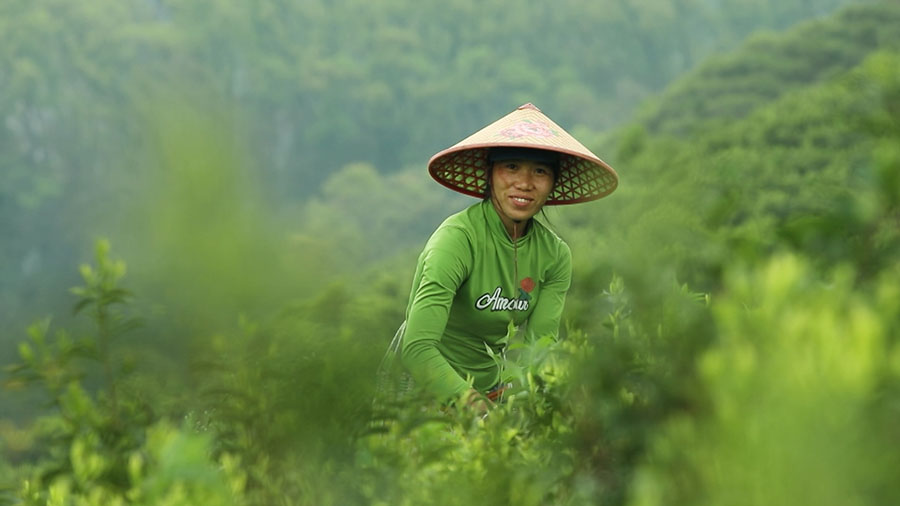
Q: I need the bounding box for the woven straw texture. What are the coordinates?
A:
[428,104,618,205]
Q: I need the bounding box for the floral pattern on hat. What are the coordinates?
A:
[498,120,559,139]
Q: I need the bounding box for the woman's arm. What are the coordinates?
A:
[401,226,474,401]
[525,241,572,342]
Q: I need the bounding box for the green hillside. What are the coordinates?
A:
[561,1,900,299]
[2,2,900,505]
[2,0,869,357]
[639,2,900,134]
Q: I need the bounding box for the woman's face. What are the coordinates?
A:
[489,158,554,231]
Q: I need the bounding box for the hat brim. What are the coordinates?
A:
[427,104,618,205]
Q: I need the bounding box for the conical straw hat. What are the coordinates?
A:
[428,103,618,205]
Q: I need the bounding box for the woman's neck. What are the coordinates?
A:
[489,196,529,240]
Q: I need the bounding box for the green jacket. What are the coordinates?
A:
[400,200,572,401]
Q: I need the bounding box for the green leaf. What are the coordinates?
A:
[72,297,94,315]
[79,263,94,282]
[18,342,34,364]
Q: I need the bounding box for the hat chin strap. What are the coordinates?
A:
[489,193,522,308]
[490,193,523,228]
[491,196,530,247]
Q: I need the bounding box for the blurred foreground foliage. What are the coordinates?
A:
[3,235,899,505]
[3,3,900,505]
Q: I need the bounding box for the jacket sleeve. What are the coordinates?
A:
[525,241,572,342]
[401,225,473,401]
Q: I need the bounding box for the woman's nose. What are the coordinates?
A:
[514,172,534,189]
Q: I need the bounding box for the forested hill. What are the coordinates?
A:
[0,0,869,335]
[1,0,866,203]
[635,1,900,135]
[558,1,900,330]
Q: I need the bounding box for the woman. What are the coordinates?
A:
[397,103,618,409]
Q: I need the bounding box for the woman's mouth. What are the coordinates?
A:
[510,196,532,207]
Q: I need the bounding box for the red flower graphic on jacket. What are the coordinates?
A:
[518,277,535,300]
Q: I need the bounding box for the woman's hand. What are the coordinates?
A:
[464,388,493,416]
